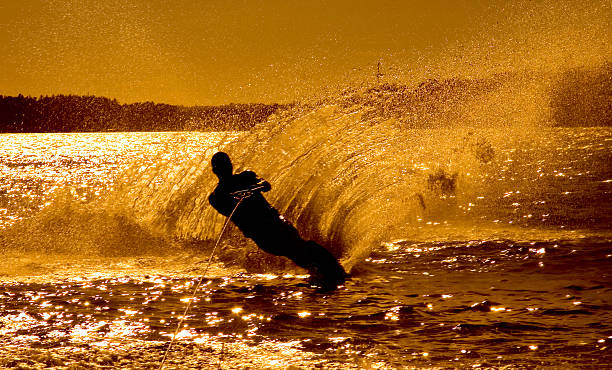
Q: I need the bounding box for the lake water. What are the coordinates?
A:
[0,114,611,368]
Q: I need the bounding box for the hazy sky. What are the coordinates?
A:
[1,0,610,105]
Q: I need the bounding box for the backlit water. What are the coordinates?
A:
[0,125,610,368]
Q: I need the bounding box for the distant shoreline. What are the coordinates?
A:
[0,94,286,133]
[2,63,610,133]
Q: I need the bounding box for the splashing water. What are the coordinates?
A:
[98,71,611,271]
[0,70,611,368]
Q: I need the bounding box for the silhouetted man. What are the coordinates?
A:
[208,152,347,288]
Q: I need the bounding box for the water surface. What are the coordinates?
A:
[0,125,610,368]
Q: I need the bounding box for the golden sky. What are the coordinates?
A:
[1,0,610,105]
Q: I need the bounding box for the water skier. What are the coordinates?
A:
[208,152,347,289]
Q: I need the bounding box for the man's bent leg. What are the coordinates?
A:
[248,218,347,287]
[288,240,347,286]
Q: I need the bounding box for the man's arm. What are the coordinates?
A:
[235,171,271,193]
[253,178,271,192]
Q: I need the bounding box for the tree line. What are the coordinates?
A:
[0,94,284,132]
[549,62,611,127]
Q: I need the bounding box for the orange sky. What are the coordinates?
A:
[1,0,610,105]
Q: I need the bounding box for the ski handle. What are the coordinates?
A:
[229,183,267,198]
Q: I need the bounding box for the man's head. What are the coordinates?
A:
[211,151,233,179]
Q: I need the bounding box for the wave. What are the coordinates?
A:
[108,70,560,269]
[0,189,170,256]
[2,67,609,273]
